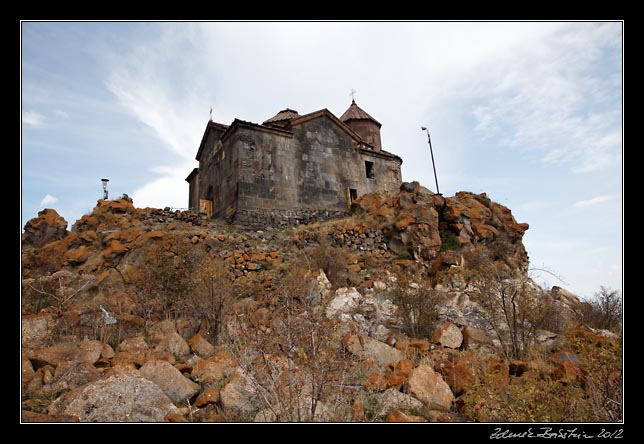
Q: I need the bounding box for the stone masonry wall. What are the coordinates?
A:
[235,116,401,217]
[235,207,348,230]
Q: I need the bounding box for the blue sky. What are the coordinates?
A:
[21,21,622,299]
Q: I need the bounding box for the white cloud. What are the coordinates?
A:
[573,194,613,208]
[104,27,207,161]
[518,200,554,212]
[103,22,574,209]
[469,23,621,174]
[53,109,69,119]
[131,166,190,210]
[22,111,45,127]
[39,194,59,208]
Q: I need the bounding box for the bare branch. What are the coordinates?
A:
[528,265,569,286]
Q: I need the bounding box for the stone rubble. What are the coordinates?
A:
[20,186,611,423]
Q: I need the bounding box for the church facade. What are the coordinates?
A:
[186,100,403,228]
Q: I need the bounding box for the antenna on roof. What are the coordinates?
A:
[350,89,357,103]
[209,106,213,121]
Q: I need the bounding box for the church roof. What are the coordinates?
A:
[263,108,301,126]
[195,120,229,161]
[339,100,381,127]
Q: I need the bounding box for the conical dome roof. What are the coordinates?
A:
[339,100,381,127]
[263,108,300,127]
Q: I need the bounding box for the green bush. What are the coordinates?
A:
[440,229,460,252]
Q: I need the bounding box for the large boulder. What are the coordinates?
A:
[191,352,237,385]
[63,245,92,266]
[432,351,478,396]
[434,322,463,349]
[148,319,190,358]
[376,388,424,418]
[22,357,36,393]
[461,325,494,351]
[21,410,80,423]
[220,367,261,416]
[343,333,403,366]
[114,336,151,366]
[194,387,221,407]
[139,359,199,404]
[95,197,135,215]
[48,372,180,422]
[404,363,454,411]
[21,309,57,350]
[386,411,426,422]
[22,209,68,247]
[326,287,361,318]
[325,286,398,340]
[33,361,101,398]
[315,269,333,299]
[188,333,215,358]
[30,340,104,368]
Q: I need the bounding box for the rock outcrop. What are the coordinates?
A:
[20,186,611,423]
[351,181,529,269]
[22,209,68,247]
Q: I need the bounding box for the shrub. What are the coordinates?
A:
[467,266,556,360]
[579,286,622,332]
[439,229,460,252]
[306,235,349,288]
[130,235,237,345]
[461,244,491,272]
[462,368,591,422]
[489,236,513,262]
[224,269,351,422]
[132,237,201,320]
[562,326,622,422]
[390,270,444,339]
[462,326,622,422]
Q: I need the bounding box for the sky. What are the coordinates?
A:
[20,21,622,300]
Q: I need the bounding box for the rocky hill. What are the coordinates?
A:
[21,183,622,423]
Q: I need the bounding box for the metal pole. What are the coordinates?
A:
[422,127,440,195]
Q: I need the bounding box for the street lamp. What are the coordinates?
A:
[101,178,110,200]
[421,127,440,195]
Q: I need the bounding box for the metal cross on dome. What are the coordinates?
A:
[350,89,357,101]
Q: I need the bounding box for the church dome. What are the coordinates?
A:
[340,100,381,127]
[263,108,300,128]
[340,100,382,150]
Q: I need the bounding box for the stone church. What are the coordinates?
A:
[186,99,403,228]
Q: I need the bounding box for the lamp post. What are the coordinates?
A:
[421,127,440,195]
[101,178,110,200]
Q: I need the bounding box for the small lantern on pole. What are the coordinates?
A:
[101,178,110,200]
